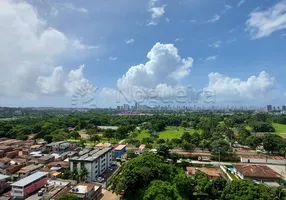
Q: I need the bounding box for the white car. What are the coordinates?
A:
[96,177,104,183]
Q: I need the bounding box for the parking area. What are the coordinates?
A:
[101,189,120,200]
[267,165,286,178]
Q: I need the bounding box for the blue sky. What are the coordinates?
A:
[0,0,286,108]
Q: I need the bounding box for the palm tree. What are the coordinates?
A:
[79,167,88,182]
[70,168,78,181]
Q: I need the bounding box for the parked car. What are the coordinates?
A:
[96,177,104,183]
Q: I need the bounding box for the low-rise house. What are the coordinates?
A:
[233,164,281,182]
[0,158,11,169]
[46,141,71,153]
[95,143,112,148]
[46,161,69,169]
[0,146,14,155]
[114,145,126,158]
[17,164,44,177]
[240,155,286,165]
[186,167,224,180]
[61,182,102,200]
[11,172,48,198]
[5,150,19,159]
[38,155,55,165]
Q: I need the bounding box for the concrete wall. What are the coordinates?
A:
[241,157,286,165]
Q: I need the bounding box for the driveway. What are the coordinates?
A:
[101,189,120,200]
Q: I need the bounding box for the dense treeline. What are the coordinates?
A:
[111,153,282,200]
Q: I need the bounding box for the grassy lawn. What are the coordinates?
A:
[273,123,286,135]
[135,130,150,141]
[158,126,186,139]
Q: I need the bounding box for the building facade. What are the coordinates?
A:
[70,147,113,182]
[11,172,48,198]
[114,145,126,158]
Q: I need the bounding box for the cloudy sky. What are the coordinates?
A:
[1,0,286,108]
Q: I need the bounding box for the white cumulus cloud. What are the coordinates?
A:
[0,0,92,99]
[117,43,193,100]
[148,0,166,26]
[207,14,220,23]
[126,38,135,44]
[246,1,286,39]
[206,56,217,61]
[204,71,278,102]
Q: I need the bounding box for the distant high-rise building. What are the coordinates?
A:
[135,102,139,110]
[282,105,286,111]
[273,106,276,111]
[266,105,272,112]
[117,106,121,111]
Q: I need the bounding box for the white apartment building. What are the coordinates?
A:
[69,147,113,181]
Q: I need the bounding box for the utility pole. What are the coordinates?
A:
[218,147,221,167]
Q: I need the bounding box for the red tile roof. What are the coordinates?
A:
[114,145,126,151]
[234,164,281,179]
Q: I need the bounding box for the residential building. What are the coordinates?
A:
[70,147,113,181]
[233,164,281,182]
[114,145,126,158]
[38,155,55,165]
[69,183,102,200]
[46,141,71,153]
[186,167,223,180]
[11,172,48,198]
[0,158,10,169]
[240,155,286,165]
[17,164,44,177]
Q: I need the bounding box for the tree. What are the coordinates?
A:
[79,166,88,181]
[182,141,194,151]
[199,139,211,151]
[220,180,273,200]
[157,144,170,159]
[237,129,251,145]
[70,131,80,140]
[110,153,177,195]
[143,180,182,200]
[58,194,79,200]
[90,135,100,145]
[181,121,190,128]
[44,135,53,143]
[263,133,283,153]
[181,132,192,143]
[156,138,165,144]
[126,149,137,159]
[173,171,195,199]
[71,168,78,181]
[210,139,232,155]
[245,136,262,149]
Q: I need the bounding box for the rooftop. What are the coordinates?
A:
[70,147,112,162]
[240,155,286,160]
[114,145,126,151]
[20,164,44,171]
[38,155,55,160]
[71,182,99,194]
[11,172,48,187]
[139,144,146,150]
[234,164,281,178]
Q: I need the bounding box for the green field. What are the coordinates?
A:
[273,123,286,136]
[158,126,186,139]
[135,130,151,141]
